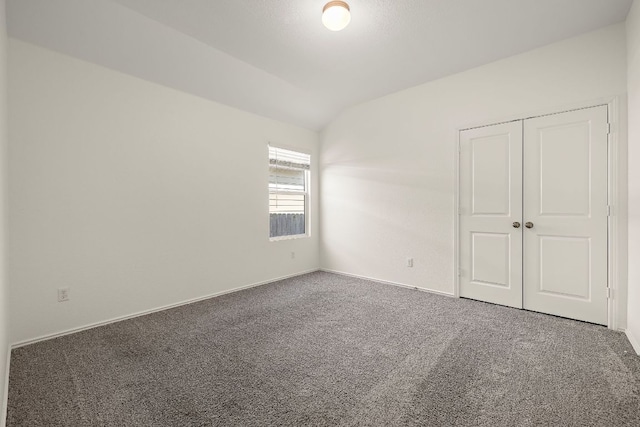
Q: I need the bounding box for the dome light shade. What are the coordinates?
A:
[322,1,351,31]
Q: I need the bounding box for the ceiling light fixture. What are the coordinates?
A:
[322,1,351,31]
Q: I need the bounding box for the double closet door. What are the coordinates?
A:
[459,106,609,325]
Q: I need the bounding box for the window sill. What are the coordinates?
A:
[269,234,309,242]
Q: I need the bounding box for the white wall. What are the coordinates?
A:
[627,0,640,353]
[321,24,628,325]
[8,40,319,344]
[0,0,9,423]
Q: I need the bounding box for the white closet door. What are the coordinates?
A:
[523,106,609,325]
[459,121,523,308]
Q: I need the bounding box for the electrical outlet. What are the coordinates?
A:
[291,251,296,259]
[58,287,70,302]
[407,258,414,268]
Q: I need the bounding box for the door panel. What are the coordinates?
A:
[471,232,511,288]
[538,122,591,216]
[459,122,523,308]
[471,134,512,215]
[523,106,608,325]
[538,236,591,299]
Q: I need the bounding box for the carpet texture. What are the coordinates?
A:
[7,272,640,426]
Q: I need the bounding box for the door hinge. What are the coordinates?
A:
[607,123,611,135]
[607,205,612,217]
[607,288,612,299]
[458,268,463,277]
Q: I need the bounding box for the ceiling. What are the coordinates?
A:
[6,0,634,130]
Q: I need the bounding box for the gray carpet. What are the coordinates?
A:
[7,271,640,426]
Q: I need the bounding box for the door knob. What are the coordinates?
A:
[512,222,521,228]
[525,222,534,229]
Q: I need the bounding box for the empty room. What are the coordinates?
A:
[0,0,638,425]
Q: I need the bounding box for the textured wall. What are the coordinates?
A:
[8,40,320,344]
[627,0,640,353]
[320,24,628,326]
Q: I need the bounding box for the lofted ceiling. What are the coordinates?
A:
[7,0,634,130]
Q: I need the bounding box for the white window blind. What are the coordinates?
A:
[269,146,310,238]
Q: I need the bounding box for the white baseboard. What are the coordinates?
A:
[11,269,320,349]
[320,268,455,298]
[625,328,640,355]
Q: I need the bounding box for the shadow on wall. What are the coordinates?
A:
[320,161,453,283]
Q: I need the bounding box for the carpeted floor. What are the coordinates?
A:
[7,271,640,426]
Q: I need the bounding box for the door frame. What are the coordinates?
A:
[453,97,624,330]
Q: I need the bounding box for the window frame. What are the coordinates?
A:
[268,144,311,241]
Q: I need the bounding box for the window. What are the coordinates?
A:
[269,145,310,239]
